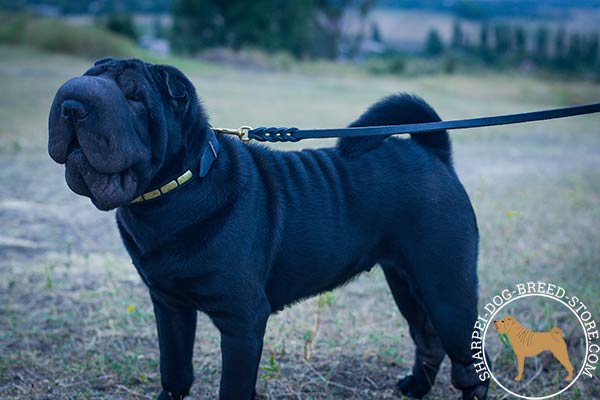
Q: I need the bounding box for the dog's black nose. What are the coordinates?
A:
[61,99,88,122]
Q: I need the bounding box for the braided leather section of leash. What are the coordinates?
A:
[248,127,300,142]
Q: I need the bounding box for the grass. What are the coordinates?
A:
[0,13,142,59]
[0,45,599,399]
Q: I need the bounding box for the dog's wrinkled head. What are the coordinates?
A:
[494,316,517,334]
[48,58,207,210]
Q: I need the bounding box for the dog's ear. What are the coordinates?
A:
[94,57,114,66]
[157,66,190,114]
[164,70,187,100]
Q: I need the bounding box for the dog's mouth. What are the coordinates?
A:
[65,134,82,159]
[65,145,139,210]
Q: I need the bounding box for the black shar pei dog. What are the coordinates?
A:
[48,58,489,400]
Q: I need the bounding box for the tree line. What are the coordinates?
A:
[170,0,376,59]
[426,22,599,73]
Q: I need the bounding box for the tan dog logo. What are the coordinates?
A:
[494,316,574,382]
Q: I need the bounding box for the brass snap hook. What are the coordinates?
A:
[213,126,253,142]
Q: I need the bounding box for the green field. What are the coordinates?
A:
[0,45,599,399]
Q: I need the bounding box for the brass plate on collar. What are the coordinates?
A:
[177,170,193,185]
[160,180,178,194]
[143,189,162,200]
[130,169,194,204]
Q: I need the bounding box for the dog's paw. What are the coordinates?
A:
[157,390,186,400]
[395,374,431,399]
[460,382,489,400]
[252,388,268,400]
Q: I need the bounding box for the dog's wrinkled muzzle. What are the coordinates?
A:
[49,75,151,209]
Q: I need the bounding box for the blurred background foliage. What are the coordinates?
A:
[0,0,599,79]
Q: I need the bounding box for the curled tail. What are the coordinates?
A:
[338,93,452,165]
[551,327,564,338]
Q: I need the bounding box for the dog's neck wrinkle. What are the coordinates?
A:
[147,122,211,189]
[516,326,530,342]
[149,148,187,188]
[508,322,526,337]
[116,136,248,254]
[130,125,217,211]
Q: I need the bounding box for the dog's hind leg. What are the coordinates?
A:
[382,265,446,399]
[402,232,489,400]
[417,279,490,400]
[551,344,574,381]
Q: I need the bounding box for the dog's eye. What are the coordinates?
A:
[125,88,141,102]
[119,79,141,102]
[126,93,141,102]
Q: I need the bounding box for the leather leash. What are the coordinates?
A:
[213,102,600,143]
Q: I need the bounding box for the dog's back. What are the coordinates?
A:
[245,95,476,310]
[506,320,569,357]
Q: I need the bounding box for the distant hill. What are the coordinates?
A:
[14,0,600,17]
[19,0,172,14]
[379,0,600,19]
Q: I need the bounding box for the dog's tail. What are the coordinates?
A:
[338,93,452,165]
[551,327,564,337]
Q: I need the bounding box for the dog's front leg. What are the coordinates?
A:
[515,354,525,381]
[215,304,270,400]
[152,294,197,400]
